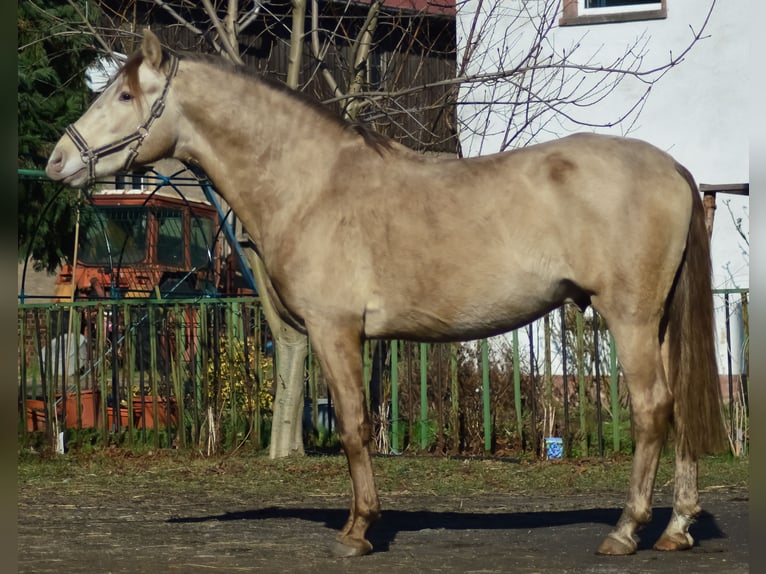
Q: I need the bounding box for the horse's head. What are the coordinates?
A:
[46,30,178,188]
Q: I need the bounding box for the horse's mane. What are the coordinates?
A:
[121,50,392,155]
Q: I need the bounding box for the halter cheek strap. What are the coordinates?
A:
[65,55,179,185]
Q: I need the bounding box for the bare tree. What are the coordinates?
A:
[458,0,716,153]
[60,0,716,150]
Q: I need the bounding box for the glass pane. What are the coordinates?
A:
[156,209,185,266]
[78,206,147,265]
[190,216,214,268]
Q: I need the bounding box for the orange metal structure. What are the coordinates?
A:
[54,189,226,301]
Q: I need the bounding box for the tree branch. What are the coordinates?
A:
[201,0,244,64]
[65,0,115,57]
[286,0,306,89]
[310,0,343,98]
[153,0,204,37]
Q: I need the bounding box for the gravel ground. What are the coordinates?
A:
[17,480,748,573]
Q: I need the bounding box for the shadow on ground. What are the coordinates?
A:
[169,505,725,553]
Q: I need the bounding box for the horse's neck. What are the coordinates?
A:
[172,60,347,249]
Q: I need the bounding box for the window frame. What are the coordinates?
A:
[559,0,667,26]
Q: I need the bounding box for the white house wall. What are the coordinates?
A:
[456,0,748,375]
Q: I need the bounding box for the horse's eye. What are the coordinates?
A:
[118,92,133,102]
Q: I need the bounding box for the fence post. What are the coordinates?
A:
[561,306,570,455]
[123,302,134,446]
[226,301,237,450]
[740,292,749,413]
[527,324,538,455]
[610,332,620,454]
[724,292,734,444]
[390,339,399,453]
[512,330,522,444]
[174,303,185,448]
[96,305,108,443]
[308,335,318,439]
[19,310,28,442]
[199,301,209,451]
[436,344,445,452]
[363,340,371,413]
[450,343,459,454]
[481,338,491,453]
[256,303,266,448]
[239,302,253,446]
[110,302,120,434]
[420,342,428,450]
[593,313,603,457]
[148,304,160,450]
[576,310,587,456]
[543,314,552,438]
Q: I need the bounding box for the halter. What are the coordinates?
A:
[65,55,179,184]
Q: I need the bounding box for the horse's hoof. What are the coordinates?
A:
[596,533,637,556]
[653,531,694,551]
[331,537,373,557]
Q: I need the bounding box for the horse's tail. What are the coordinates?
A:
[666,163,728,457]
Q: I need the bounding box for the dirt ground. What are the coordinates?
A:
[17,481,748,573]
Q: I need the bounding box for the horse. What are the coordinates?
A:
[46,29,726,558]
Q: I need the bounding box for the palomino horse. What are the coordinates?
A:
[47,30,726,557]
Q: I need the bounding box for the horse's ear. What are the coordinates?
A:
[141,29,164,70]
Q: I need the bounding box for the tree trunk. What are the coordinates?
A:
[269,329,308,458]
[253,0,310,459]
[245,250,309,458]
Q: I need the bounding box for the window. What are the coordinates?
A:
[190,216,214,269]
[79,207,147,265]
[560,0,666,26]
[156,209,185,266]
[115,170,147,191]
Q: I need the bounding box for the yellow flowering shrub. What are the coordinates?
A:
[207,337,273,415]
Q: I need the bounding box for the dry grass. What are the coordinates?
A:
[17,449,748,501]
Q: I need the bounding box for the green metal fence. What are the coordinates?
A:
[18,289,749,457]
[19,298,271,453]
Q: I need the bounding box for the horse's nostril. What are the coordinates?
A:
[46,150,64,176]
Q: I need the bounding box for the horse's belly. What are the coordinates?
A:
[362,291,561,342]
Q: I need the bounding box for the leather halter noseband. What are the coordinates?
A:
[65,55,179,184]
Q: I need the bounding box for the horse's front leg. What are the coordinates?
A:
[308,322,380,556]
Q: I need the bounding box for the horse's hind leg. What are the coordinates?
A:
[654,337,700,551]
[307,321,380,557]
[596,319,673,555]
[653,443,699,550]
